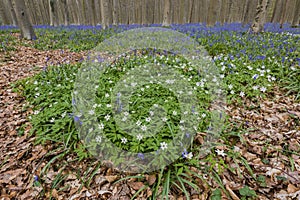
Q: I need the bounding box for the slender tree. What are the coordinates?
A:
[251,0,270,33]
[291,0,300,27]
[100,0,109,29]
[6,0,18,26]
[12,0,36,40]
[49,0,58,26]
[162,0,171,26]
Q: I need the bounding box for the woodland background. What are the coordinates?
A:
[0,0,299,27]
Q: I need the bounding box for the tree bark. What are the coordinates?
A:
[100,0,109,29]
[49,0,59,26]
[291,0,300,26]
[61,0,69,25]
[251,0,269,33]
[162,0,171,26]
[112,0,119,25]
[12,0,36,40]
[6,0,18,25]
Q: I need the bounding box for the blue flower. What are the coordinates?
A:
[138,153,144,160]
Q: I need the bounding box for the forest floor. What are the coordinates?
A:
[0,34,300,200]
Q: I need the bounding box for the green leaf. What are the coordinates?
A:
[239,186,256,197]
[211,188,222,200]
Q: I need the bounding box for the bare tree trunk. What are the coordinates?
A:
[207,0,221,26]
[187,0,194,23]
[6,0,18,25]
[251,0,269,33]
[12,0,36,39]
[128,0,135,24]
[147,0,155,25]
[112,0,119,25]
[100,0,109,29]
[49,0,59,26]
[162,0,171,26]
[291,0,300,27]
[279,0,287,28]
[199,0,208,24]
[61,0,69,25]
[141,0,147,24]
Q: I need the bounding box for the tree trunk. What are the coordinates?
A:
[100,0,109,29]
[279,0,287,28]
[141,0,147,24]
[6,0,18,25]
[251,0,269,33]
[12,0,36,40]
[49,0,59,26]
[61,0,69,25]
[162,0,171,26]
[207,0,221,26]
[112,0,119,25]
[291,0,300,27]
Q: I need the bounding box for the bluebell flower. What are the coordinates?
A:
[138,153,144,160]
[34,175,38,182]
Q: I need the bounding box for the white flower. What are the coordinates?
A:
[247,66,253,70]
[202,113,206,118]
[162,117,168,122]
[121,137,127,144]
[93,104,98,108]
[220,74,225,79]
[131,82,137,87]
[253,85,259,90]
[50,118,55,123]
[185,152,193,159]
[230,90,235,94]
[146,117,151,122]
[88,110,95,115]
[239,91,245,97]
[104,115,110,121]
[136,120,142,126]
[183,111,188,115]
[123,111,129,116]
[61,112,66,118]
[215,149,226,157]
[141,125,147,131]
[95,85,99,89]
[34,110,40,115]
[160,142,168,150]
[95,136,102,143]
[260,87,267,93]
[122,117,127,122]
[98,123,104,129]
[106,104,111,108]
[228,84,233,89]
[173,111,177,116]
[149,111,154,116]
[34,81,38,85]
[136,134,143,141]
[105,93,110,98]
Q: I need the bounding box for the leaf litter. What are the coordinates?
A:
[0,39,299,199]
